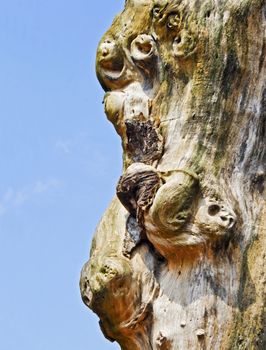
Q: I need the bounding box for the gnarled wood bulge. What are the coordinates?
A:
[80,1,266,349]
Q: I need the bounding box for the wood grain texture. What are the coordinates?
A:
[80,0,266,348]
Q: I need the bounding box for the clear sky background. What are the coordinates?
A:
[0,1,125,349]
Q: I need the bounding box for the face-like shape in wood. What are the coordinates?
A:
[96,0,240,257]
[82,1,265,347]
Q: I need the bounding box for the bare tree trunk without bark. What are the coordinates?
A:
[80,0,266,349]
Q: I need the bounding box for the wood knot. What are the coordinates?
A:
[196,329,205,338]
[116,163,161,222]
[156,331,172,350]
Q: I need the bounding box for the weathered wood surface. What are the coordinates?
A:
[80,0,266,349]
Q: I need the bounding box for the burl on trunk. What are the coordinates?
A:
[80,0,266,349]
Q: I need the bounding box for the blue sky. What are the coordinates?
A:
[0,1,125,349]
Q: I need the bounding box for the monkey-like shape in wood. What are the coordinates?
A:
[117,163,236,259]
[79,1,266,347]
[95,1,236,256]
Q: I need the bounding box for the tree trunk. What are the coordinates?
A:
[80,0,266,349]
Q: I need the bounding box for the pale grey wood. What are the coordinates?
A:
[80,1,266,349]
